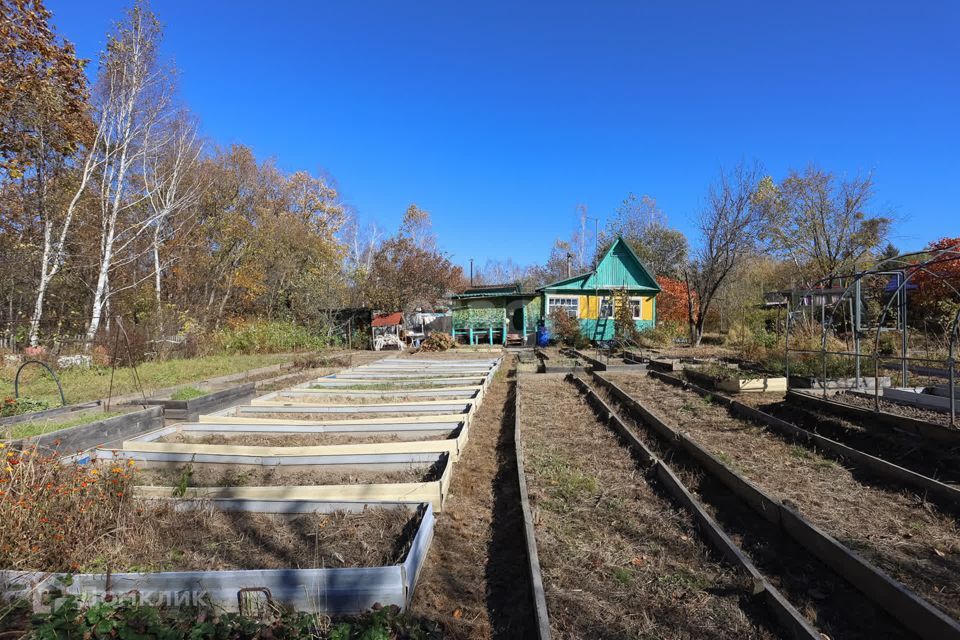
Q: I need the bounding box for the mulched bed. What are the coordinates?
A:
[607,373,960,622]
[131,462,439,488]
[239,410,464,421]
[737,393,960,485]
[158,430,456,446]
[519,376,776,639]
[80,505,419,573]
[833,390,960,427]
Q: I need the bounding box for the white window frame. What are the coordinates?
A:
[547,295,579,318]
[629,297,644,320]
[599,296,614,319]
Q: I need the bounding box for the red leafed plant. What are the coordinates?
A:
[0,443,135,572]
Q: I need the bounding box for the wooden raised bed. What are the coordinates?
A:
[685,368,786,393]
[141,382,255,421]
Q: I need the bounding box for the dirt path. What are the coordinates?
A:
[410,358,534,639]
[520,376,777,639]
[607,373,960,623]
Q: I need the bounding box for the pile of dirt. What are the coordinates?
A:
[518,376,775,639]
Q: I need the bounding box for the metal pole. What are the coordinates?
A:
[853,278,861,388]
[899,270,909,387]
[874,352,881,413]
[949,356,956,428]
[821,298,828,399]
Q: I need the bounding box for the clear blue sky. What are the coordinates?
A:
[46,0,960,269]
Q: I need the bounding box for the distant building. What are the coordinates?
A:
[450,237,660,345]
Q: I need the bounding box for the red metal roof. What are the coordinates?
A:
[372,312,403,327]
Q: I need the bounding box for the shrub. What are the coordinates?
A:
[1,397,50,418]
[637,322,686,347]
[0,445,134,572]
[549,310,589,348]
[214,320,331,354]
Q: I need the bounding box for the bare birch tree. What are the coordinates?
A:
[142,109,203,305]
[684,161,766,346]
[84,2,170,342]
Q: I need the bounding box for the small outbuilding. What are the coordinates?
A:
[371,312,405,351]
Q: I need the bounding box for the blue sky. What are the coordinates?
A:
[46,1,960,269]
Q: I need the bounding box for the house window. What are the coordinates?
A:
[629,297,644,320]
[547,296,579,318]
[599,297,613,318]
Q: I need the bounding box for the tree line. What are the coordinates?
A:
[475,160,898,346]
[0,0,463,350]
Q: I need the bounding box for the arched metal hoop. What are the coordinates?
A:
[14,360,67,407]
[784,243,960,427]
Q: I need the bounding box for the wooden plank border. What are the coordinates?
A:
[650,371,960,508]
[567,375,819,640]
[514,374,553,640]
[593,371,960,640]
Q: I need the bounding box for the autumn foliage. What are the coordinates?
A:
[911,237,960,329]
[655,275,694,325]
[0,443,134,572]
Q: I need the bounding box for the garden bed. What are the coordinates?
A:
[265,390,479,404]
[517,376,776,638]
[829,390,959,428]
[156,429,459,446]
[685,366,786,393]
[130,461,440,488]
[606,373,960,622]
[139,382,255,420]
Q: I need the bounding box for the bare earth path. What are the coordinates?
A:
[410,358,534,639]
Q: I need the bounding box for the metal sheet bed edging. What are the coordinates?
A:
[1,501,435,615]
[593,372,960,640]
[567,375,819,640]
[514,374,553,640]
[650,371,960,509]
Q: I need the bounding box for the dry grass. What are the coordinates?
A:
[159,430,456,447]
[519,377,774,639]
[243,410,463,421]
[607,373,960,621]
[77,505,418,573]
[272,393,471,404]
[131,462,440,488]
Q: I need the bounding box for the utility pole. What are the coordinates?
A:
[469,258,474,286]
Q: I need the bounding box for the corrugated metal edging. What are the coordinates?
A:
[1,502,435,615]
[514,374,553,640]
